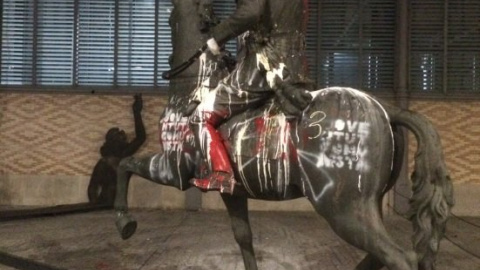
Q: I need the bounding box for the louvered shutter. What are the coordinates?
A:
[306,0,320,84]
[77,1,115,86]
[410,0,444,93]
[319,0,395,92]
[447,0,480,92]
[36,0,74,85]
[117,0,156,86]
[1,0,34,85]
[156,0,174,86]
[362,0,395,92]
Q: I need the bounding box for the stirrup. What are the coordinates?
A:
[191,171,236,194]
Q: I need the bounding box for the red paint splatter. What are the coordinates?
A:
[95,262,111,270]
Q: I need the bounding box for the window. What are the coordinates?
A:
[1,0,173,89]
[1,0,34,85]
[77,1,115,85]
[410,0,480,93]
[37,0,75,85]
[1,0,321,92]
[318,0,396,92]
[3,1,480,96]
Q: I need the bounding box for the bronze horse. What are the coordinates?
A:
[113,1,454,269]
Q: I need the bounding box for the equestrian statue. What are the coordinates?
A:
[113,1,454,270]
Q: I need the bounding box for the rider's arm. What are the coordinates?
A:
[210,0,266,45]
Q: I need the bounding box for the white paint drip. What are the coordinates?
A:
[234,124,256,197]
[358,174,362,193]
[255,51,286,88]
[266,63,286,88]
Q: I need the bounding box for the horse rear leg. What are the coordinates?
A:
[319,204,417,270]
[221,194,258,270]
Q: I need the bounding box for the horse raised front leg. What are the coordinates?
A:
[114,155,152,240]
[221,194,258,270]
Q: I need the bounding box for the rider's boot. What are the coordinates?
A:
[191,124,236,194]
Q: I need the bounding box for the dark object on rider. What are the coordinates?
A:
[221,52,237,72]
[183,100,200,117]
[162,45,207,80]
[87,94,146,207]
[275,82,313,117]
[197,0,219,33]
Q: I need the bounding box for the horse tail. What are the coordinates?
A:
[383,124,405,198]
[382,103,455,269]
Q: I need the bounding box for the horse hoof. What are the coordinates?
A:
[115,213,137,240]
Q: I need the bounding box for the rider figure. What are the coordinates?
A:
[189,0,314,194]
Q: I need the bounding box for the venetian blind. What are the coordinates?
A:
[1,0,34,85]
[306,0,320,84]
[410,0,444,93]
[77,0,115,85]
[156,1,174,86]
[447,0,480,92]
[410,0,480,93]
[0,0,174,88]
[318,0,396,92]
[2,0,321,90]
[117,0,155,86]
[37,0,75,85]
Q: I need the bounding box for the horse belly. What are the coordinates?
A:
[232,155,302,199]
[222,107,303,199]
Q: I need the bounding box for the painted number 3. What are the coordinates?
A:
[308,111,327,139]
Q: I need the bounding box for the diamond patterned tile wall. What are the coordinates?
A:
[410,100,480,184]
[0,94,478,184]
[0,93,167,176]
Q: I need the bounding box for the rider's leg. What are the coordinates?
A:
[190,111,236,193]
[189,85,271,194]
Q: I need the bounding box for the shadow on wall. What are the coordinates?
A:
[0,92,168,207]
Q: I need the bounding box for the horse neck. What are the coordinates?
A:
[170,0,210,79]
